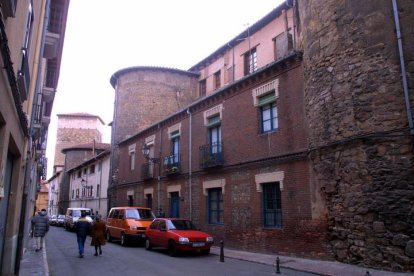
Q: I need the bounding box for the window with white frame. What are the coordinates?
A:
[252,79,279,133]
[129,144,136,171]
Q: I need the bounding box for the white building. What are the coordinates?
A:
[67,150,110,218]
[47,171,63,216]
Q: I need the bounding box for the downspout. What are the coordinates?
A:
[158,123,162,216]
[392,0,414,135]
[187,108,192,219]
[16,0,49,274]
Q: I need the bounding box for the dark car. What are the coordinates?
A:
[145,218,213,256]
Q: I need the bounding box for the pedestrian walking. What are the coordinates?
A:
[74,211,91,258]
[90,215,106,256]
[31,208,49,252]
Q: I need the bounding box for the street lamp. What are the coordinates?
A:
[141,143,162,216]
[80,178,90,188]
[141,143,160,164]
[80,178,90,208]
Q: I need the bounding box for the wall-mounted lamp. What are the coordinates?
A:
[81,178,90,188]
[141,143,160,164]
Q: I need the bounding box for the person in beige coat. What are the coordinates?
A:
[90,215,106,256]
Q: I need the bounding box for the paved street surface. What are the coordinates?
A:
[20,226,413,276]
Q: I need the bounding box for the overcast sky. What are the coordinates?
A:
[46,0,284,177]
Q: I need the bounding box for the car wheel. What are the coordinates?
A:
[145,238,152,250]
[201,248,210,255]
[106,230,112,242]
[168,241,177,257]
[120,233,127,247]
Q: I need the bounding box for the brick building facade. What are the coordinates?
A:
[108,0,414,272]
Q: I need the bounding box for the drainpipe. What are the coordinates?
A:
[187,108,192,219]
[392,0,414,135]
[158,123,162,215]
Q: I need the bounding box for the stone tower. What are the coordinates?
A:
[108,67,199,206]
[54,113,104,173]
[298,0,414,271]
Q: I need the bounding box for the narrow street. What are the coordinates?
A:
[45,226,315,276]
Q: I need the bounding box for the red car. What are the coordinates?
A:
[145,218,214,256]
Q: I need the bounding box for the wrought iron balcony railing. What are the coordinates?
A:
[163,154,180,175]
[141,162,155,180]
[199,142,224,169]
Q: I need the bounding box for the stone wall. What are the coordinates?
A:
[298,0,414,271]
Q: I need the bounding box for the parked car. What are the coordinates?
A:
[145,218,214,256]
[57,214,65,227]
[106,206,155,246]
[64,207,93,231]
[49,215,57,226]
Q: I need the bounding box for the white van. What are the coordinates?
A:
[64,207,93,231]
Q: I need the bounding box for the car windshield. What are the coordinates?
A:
[73,210,91,217]
[58,215,65,219]
[167,220,197,230]
[125,209,155,219]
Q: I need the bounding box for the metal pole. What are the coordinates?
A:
[220,240,224,262]
[275,257,281,274]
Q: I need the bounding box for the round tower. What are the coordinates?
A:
[298,0,414,270]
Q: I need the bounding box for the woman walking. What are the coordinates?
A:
[90,215,106,256]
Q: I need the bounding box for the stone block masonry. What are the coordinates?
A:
[298,0,414,271]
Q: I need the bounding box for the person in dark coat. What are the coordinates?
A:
[74,211,91,258]
[31,209,49,252]
[90,215,106,256]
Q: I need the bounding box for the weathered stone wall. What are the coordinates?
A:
[298,0,414,271]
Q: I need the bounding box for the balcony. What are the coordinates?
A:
[17,49,30,101]
[164,154,180,175]
[199,143,224,169]
[43,31,60,59]
[42,86,55,102]
[141,162,155,180]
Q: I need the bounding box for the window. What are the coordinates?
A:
[171,135,180,164]
[72,190,74,199]
[260,102,278,133]
[98,162,102,171]
[209,122,221,154]
[146,194,152,209]
[208,188,223,224]
[199,79,206,96]
[244,47,257,75]
[76,189,79,198]
[214,70,221,89]
[90,164,95,174]
[263,182,282,228]
[77,170,81,178]
[129,144,136,170]
[129,150,135,170]
[128,195,133,207]
[83,168,87,175]
[96,184,100,197]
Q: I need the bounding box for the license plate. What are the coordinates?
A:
[192,242,205,247]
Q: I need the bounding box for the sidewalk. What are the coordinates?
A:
[208,246,411,276]
[19,238,49,276]
[19,239,413,276]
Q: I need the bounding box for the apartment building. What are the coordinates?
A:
[0,0,69,274]
[109,0,414,271]
[64,142,110,217]
[108,3,329,258]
